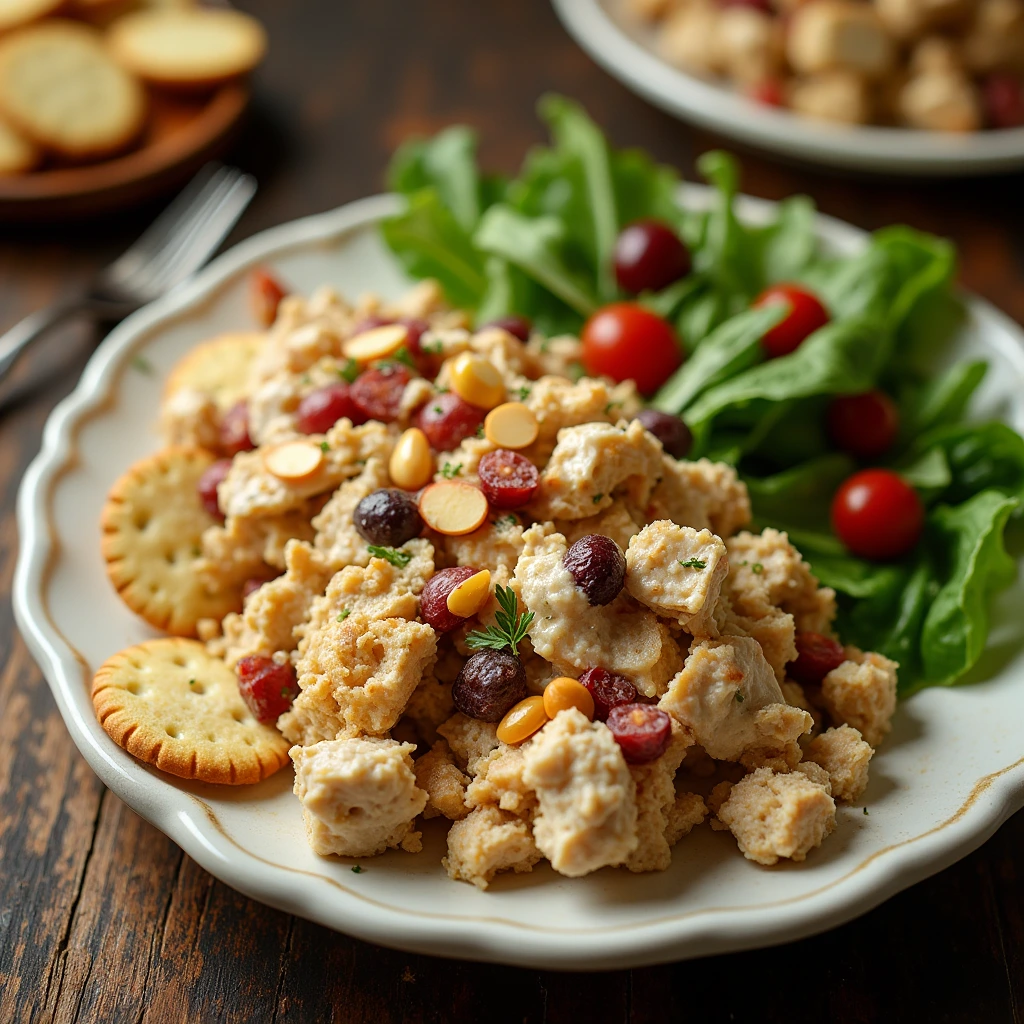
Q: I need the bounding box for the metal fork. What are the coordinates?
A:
[0,163,257,384]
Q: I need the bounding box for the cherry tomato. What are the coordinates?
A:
[983,74,1024,129]
[831,469,923,560]
[613,220,691,295]
[747,78,785,107]
[826,390,900,459]
[581,303,682,396]
[752,283,830,358]
[250,269,288,328]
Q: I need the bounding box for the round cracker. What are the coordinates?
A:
[92,638,289,784]
[164,332,265,411]
[102,446,241,636]
[0,112,39,175]
[0,0,65,34]
[108,9,267,88]
[0,21,147,160]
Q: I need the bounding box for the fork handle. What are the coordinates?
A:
[0,300,83,385]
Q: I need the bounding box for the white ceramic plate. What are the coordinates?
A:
[15,189,1024,970]
[552,0,1024,176]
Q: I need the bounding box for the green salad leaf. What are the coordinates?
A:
[380,95,1022,694]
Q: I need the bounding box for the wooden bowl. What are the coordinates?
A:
[0,82,249,220]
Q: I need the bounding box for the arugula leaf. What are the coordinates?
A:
[381,190,487,309]
[920,491,1019,688]
[901,359,987,437]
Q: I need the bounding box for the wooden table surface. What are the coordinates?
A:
[2,2,1023,1021]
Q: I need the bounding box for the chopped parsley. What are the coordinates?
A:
[191,546,201,558]
[678,558,707,569]
[735,692,745,703]
[515,385,531,402]
[188,679,196,686]
[280,686,291,698]
[441,462,462,479]
[494,514,518,530]
[301,373,312,385]
[475,424,485,438]
[604,401,620,416]
[339,359,361,383]
[319,441,330,453]
[393,346,417,369]
[432,405,443,415]
[131,354,154,375]
[367,545,412,568]
[751,562,764,574]
[465,585,533,656]
[351,864,365,874]
[422,339,443,355]
[863,807,869,816]
[593,493,604,503]
[336,609,351,622]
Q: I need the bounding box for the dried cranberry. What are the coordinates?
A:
[421,566,480,632]
[416,391,485,451]
[607,703,673,764]
[220,400,254,456]
[452,650,527,722]
[480,315,532,343]
[788,632,846,686]
[353,488,423,547]
[196,458,231,521]
[635,409,693,459]
[296,382,363,433]
[477,449,540,509]
[350,364,411,424]
[579,667,637,722]
[563,535,625,606]
[236,655,298,724]
[251,268,287,327]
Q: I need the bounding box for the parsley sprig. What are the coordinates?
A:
[367,545,412,568]
[465,585,533,656]
[678,557,706,569]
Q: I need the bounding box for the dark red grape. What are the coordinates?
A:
[353,488,423,547]
[416,391,484,451]
[635,409,692,459]
[220,400,254,456]
[477,449,539,509]
[579,667,637,722]
[296,382,363,433]
[236,655,299,724]
[452,651,527,722]
[788,632,846,686]
[563,535,625,606]
[613,220,691,295]
[480,315,532,342]
[421,566,480,632]
[350,364,411,423]
[606,704,673,764]
[196,458,231,521]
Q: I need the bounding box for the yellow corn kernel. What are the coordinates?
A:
[496,696,549,745]
[389,428,433,490]
[446,568,491,618]
[542,677,595,721]
[450,351,505,410]
[484,402,539,449]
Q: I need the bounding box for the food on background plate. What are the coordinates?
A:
[0,2,266,175]
[92,99,1022,890]
[625,0,1024,131]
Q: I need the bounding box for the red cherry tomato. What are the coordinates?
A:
[581,303,682,396]
[250,269,288,328]
[752,283,830,358]
[831,469,924,561]
[826,390,900,459]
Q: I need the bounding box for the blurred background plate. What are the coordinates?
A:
[552,0,1024,176]
[0,83,248,221]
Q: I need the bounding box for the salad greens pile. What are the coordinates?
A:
[381,95,1024,696]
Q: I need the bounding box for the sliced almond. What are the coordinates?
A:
[343,323,409,363]
[263,440,324,482]
[446,568,492,618]
[418,481,489,536]
[484,402,539,449]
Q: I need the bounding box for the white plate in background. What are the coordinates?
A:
[552,0,1024,176]
[14,189,1024,969]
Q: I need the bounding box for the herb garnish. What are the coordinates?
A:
[465,585,533,656]
[441,462,462,479]
[337,609,351,622]
[393,346,417,369]
[367,545,412,568]
[475,424,485,438]
[432,405,443,415]
[339,359,361,384]
[131,354,154,375]
[593,493,604,503]
[735,692,745,703]
[751,562,764,574]
[351,864,365,874]
[422,339,443,355]
[494,514,518,529]
[679,558,707,569]
[319,441,330,452]
[515,385,531,402]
